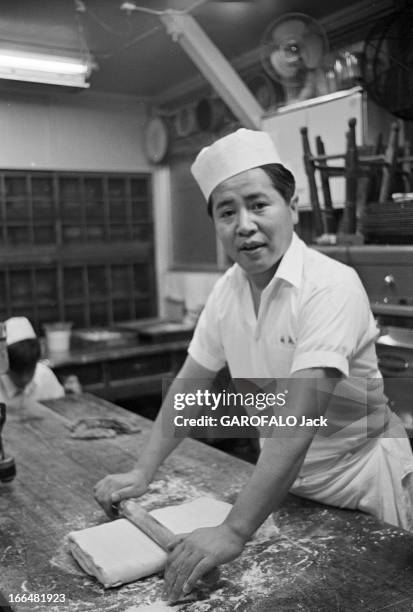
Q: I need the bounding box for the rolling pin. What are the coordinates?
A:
[118,499,220,587]
[119,499,176,550]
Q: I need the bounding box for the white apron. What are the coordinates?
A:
[290,412,413,531]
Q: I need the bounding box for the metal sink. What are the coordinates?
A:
[377,326,413,349]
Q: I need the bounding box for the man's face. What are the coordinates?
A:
[211,168,298,288]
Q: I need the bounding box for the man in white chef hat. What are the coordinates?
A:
[95,129,413,601]
[0,316,64,404]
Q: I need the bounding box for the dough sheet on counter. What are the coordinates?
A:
[68,496,231,588]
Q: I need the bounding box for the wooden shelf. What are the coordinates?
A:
[0,169,156,331]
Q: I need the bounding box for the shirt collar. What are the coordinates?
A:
[273,231,304,289]
[232,231,304,292]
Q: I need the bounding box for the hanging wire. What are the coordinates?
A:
[76,1,133,37]
[99,25,163,60]
[73,0,211,64]
[78,0,210,40]
[73,0,94,71]
[119,0,210,17]
[181,0,211,14]
[119,3,166,17]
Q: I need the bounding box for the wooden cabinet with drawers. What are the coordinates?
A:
[317,245,413,318]
[0,170,157,331]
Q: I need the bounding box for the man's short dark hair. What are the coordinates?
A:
[207,163,296,217]
[8,338,41,374]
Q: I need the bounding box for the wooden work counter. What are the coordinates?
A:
[1,394,413,611]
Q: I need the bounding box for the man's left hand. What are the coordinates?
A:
[163,523,246,602]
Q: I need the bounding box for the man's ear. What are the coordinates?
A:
[290,194,299,225]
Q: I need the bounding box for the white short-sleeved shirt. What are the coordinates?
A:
[188,232,391,461]
[0,362,65,403]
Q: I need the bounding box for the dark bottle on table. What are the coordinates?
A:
[0,322,16,483]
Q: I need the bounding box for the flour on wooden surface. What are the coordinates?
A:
[140,477,212,510]
[50,510,104,575]
[125,602,179,611]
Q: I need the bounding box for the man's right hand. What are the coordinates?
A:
[93,468,150,517]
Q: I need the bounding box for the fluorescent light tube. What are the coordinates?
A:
[0,49,91,88]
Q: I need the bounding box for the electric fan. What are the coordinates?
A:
[260,13,329,104]
[362,6,413,120]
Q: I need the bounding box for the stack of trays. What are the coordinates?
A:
[361,200,413,243]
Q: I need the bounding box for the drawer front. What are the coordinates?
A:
[354,265,413,301]
[107,353,172,381]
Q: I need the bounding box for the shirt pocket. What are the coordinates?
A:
[264,342,296,378]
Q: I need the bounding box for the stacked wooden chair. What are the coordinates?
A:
[300,118,401,236]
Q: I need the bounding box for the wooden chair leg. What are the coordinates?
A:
[379,120,400,203]
[366,131,384,202]
[400,141,412,192]
[300,126,324,236]
[343,117,358,233]
[316,135,336,233]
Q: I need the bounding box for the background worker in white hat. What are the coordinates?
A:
[0,316,64,405]
[95,128,413,601]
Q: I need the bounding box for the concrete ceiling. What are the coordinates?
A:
[0,0,382,100]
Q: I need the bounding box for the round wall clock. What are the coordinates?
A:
[144,116,169,163]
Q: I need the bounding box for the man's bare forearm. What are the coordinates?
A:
[134,356,217,481]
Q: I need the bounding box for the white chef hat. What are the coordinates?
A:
[191,128,283,201]
[5,317,37,345]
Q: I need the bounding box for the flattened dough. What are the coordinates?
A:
[68,496,231,588]
[69,519,166,588]
[150,496,231,534]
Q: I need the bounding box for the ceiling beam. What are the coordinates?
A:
[159,11,263,129]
